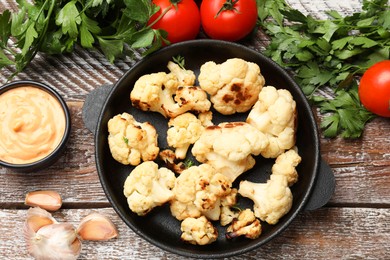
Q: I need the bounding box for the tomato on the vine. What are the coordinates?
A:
[148,0,201,44]
[200,0,258,41]
[358,60,390,117]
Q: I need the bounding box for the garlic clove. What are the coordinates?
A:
[25,190,62,211]
[25,207,58,233]
[25,223,81,260]
[77,213,119,241]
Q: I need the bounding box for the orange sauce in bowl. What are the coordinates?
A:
[0,86,66,164]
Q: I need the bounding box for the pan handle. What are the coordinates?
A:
[82,85,113,134]
[303,159,335,211]
[82,85,336,211]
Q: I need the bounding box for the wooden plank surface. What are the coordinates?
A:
[1,208,389,259]
[1,0,389,259]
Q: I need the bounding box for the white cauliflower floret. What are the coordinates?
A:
[226,209,262,240]
[180,216,218,245]
[167,61,196,86]
[170,164,232,221]
[158,149,187,174]
[238,174,293,225]
[130,68,211,118]
[123,161,176,216]
[191,122,269,182]
[247,86,297,158]
[167,112,212,159]
[272,148,302,186]
[108,112,159,166]
[220,188,239,226]
[198,58,265,115]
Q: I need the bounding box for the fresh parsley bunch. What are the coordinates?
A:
[258,0,389,138]
[0,0,166,78]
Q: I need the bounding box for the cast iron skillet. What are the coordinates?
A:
[83,40,335,258]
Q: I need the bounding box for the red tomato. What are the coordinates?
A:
[358,60,390,117]
[200,0,258,41]
[148,0,201,44]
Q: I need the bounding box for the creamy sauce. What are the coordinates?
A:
[0,86,66,164]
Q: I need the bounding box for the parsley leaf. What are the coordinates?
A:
[56,1,82,38]
[0,0,168,78]
[259,0,389,138]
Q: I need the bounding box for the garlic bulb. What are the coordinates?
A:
[24,208,81,260]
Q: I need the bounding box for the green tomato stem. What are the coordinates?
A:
[215,0,240,18]
[147,5,173,29]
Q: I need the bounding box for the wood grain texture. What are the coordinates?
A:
[1,207,389,259]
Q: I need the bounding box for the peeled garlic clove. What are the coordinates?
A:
[25,207,58,233]
[25,223,81,260]
[25,190,62,211]
[77,213,119,241]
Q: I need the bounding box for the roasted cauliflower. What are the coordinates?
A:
[198,58,265,115]
[107,112,159,166]
[191,122,269,182]
[167,61,196,86]
[247,86,297,158]
[170,164,232,221]
[220,188,239,226]
[226,209,262,240]
[158,149,187,174]
[130,64,211,118]
[180,216,218,245]
[167,112,212,160]
[238,174,293,225]
[272,148,302,186]
[123,161,176,216]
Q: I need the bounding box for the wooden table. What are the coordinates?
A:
[1,0,389,259]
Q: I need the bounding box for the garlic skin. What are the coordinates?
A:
[24,207,81,260]
[25,190,62,211]
[25,207,58,232]
[25,223,81,260]
[77,213,119,241]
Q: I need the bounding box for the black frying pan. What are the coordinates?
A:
[82,40,335,258]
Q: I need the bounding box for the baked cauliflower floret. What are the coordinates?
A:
[226,209,262,240]
[170,164,232,221]
[238,174,292,225]
[167,112,212,159]
[123,161,176,216]
[198,58,265,115]
[272,148,302,186]
[247,86,297,158]
[167,61,196,86]
[220,188,239,226]
[180,216,218,245]
[108,112,159,166]
[191,122,269,182]
[130,69,211,118]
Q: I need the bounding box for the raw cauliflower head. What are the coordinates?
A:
[198,58,265,115]
[191,122,269,182]
[166,112,212,159]
[180,216,218,245]
[238,174,293,225]
[123,161,176,216]
[247,86,297,158]
[170,164,232,221]
[130,63,211,118]
[107,112,159,166]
